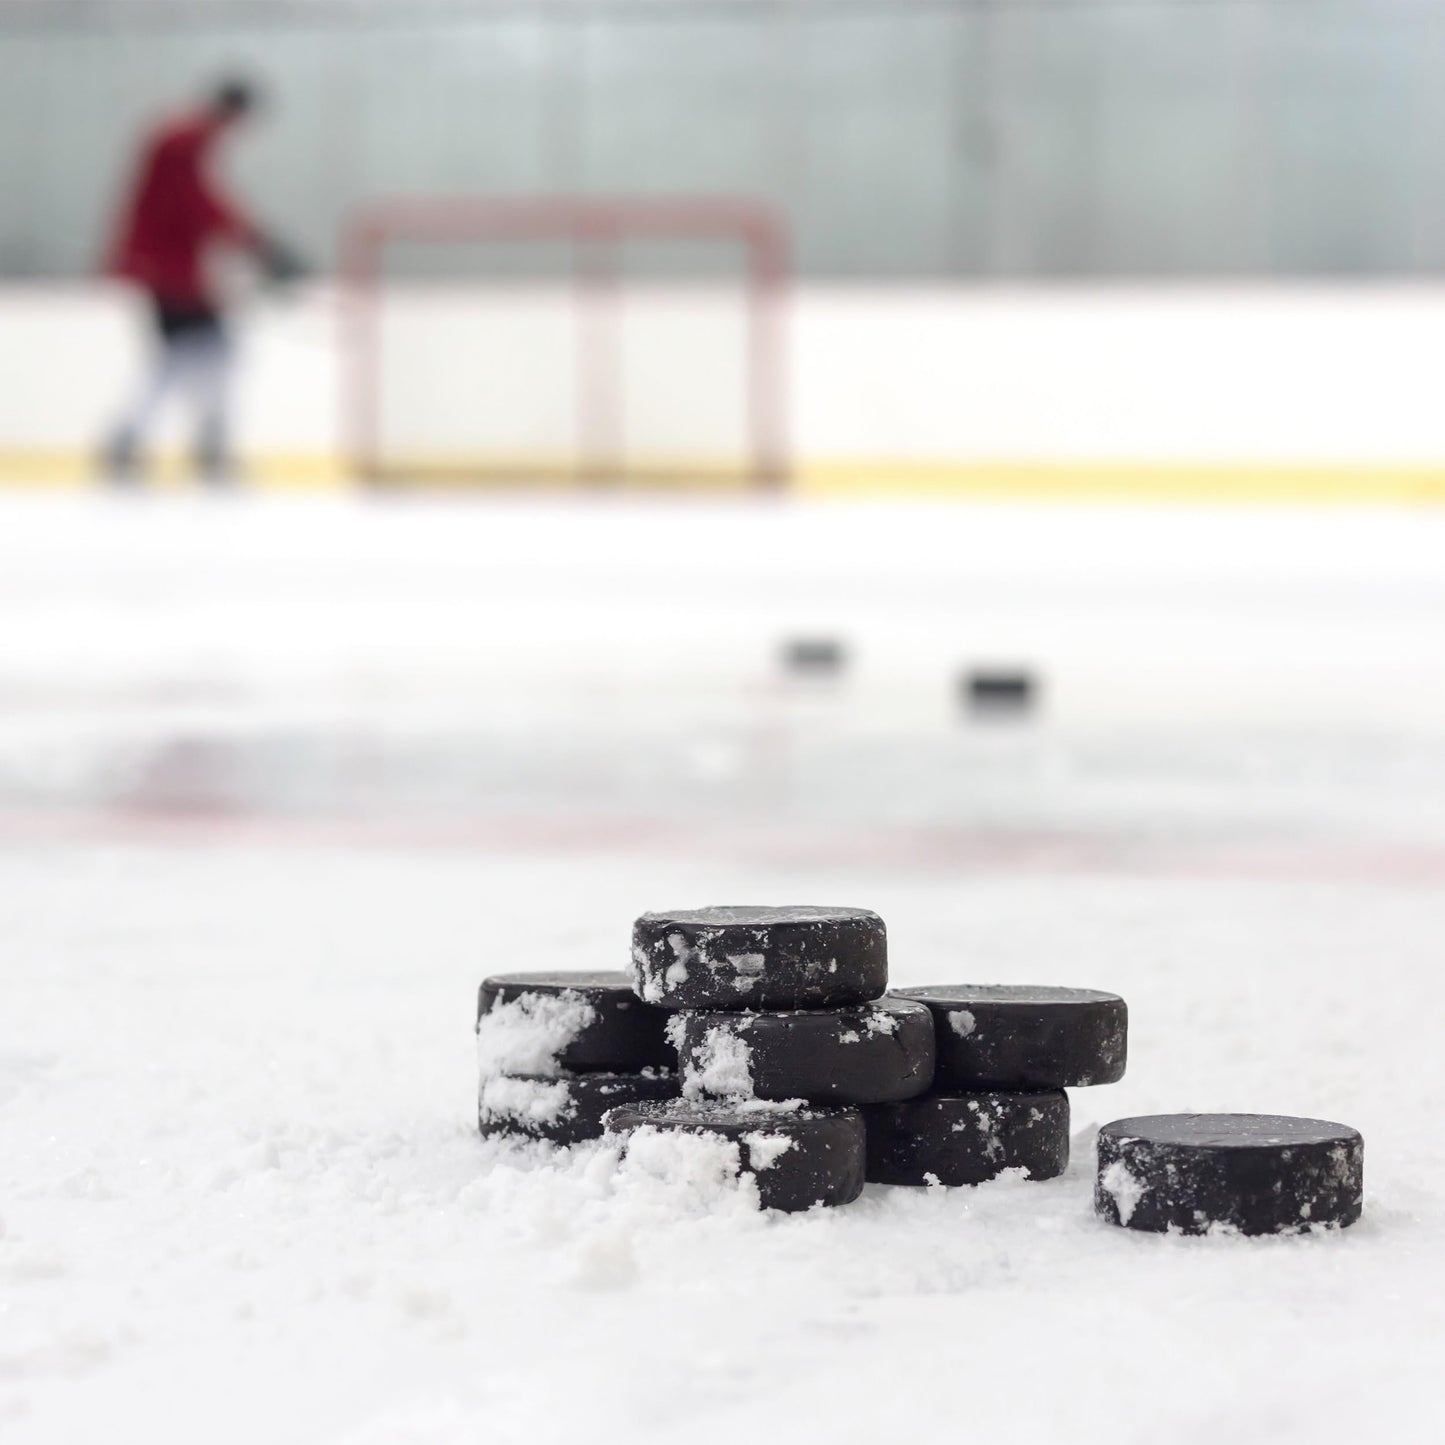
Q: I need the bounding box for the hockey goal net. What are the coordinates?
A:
[339,197,789,490]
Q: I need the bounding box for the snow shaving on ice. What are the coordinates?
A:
[682,1022,756,1099]
[476,989,596,1077]
[474,1127,770,1226]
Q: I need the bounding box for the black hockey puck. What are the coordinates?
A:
[962,669,1037,713]
[476,970,672,1074]
[898,984,1127,1089]
[632,906,887,1010]
[864,1090,1069,1186]
[782,637,847,674]
[1095,1114,1364,1236]
[604,1099,865,1212]
[678,996,935,1105]
[478,1068,679,1146]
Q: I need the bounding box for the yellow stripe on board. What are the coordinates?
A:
[4,450,1445,503]
[802,460,1445,504]
[0,450,349,491]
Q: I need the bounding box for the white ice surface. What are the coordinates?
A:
[5,846,1443,1445]
[2,496,1444,1444]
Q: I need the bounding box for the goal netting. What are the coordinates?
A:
[339,197,789,490]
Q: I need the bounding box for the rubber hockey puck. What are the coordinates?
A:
[1096,1114,1364,1236]
[864,1090,1070,1187]
[478,1069,678,1146]
[476,970,672,1074]
[604,1099,865,1212]
[782,637,847,675]
[632,906,887,1010]
[678,996,935,1105]
[963,668,1037,713]
[898,984,1127,1089]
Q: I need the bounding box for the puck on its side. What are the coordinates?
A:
[962,669,1037,714]
[679,996,935,1105]
[864,1090,1069,1187]
[604,1099,865,1212]
[632,905,887,1011]
[1096,1114,1364,1236]
[898,984,1126,1089]
[476,970,672,1074]
[478,1069,678,1147]
[782,637,847,675]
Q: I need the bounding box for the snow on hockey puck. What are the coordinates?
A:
[603,1099,866,1212]
[863,1090,1070,1187]
[1095,1114,1364,1236]
[476,970,672,1074]
[478,1069,679,1147]
[678,996,935,1105]
[632,906,887,1010]
[898,984,1127,1089]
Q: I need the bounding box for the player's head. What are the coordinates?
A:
[208,76,261,127]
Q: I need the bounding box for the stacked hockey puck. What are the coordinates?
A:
[874,984,1127,1186]
[610,905,1128,1210]
[476,906,1127,1213]
[614,905,910,1210]
[474,970,679,1144]
[474,911,1365,1235]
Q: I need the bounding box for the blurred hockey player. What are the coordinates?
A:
[101,77,305,486]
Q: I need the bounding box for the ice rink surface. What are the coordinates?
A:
[3,493,1444,1443]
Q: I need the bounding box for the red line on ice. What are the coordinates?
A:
[1,804,1444,886]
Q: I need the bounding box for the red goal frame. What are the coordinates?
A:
[338,196,790,490]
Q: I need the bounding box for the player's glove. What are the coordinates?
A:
[258,236,310,286]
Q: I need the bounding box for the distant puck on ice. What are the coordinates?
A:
[782,637,847,674]
[679,996,935,1105]
[1095,1114,1364,1236]
[898,984,1126,1089]
[864,1090,1069,1187]
[604,1099,865,1212]
[962,669,1037,714]
[476,970,672,1074]
[478,1069,679,1147]
[632,906,888,1010]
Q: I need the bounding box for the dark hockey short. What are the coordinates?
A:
[150,296,226,343]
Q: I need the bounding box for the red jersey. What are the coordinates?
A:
[108,111,259,307]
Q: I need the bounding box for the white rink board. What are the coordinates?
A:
[7,282,1445,468]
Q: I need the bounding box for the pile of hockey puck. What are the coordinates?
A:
[477,904,1128,1212]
